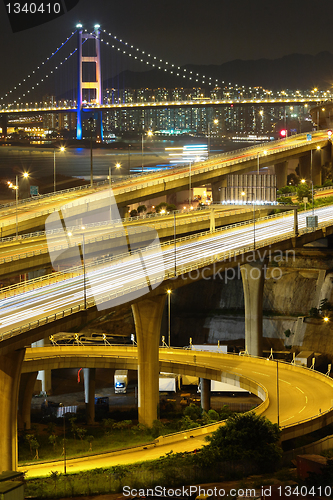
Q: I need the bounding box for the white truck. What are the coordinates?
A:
[114,370,128,394]
[159,372,181,392]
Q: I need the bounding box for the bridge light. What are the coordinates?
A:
[280,129,287,137]
[76,23,83,28]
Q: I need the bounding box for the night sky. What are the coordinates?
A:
[1,0,333,99]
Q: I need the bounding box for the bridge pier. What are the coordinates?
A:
[84,368,96,424]
[18,371,38,431]
[200,378,211,411]
[321,144,332,183]
[0,114,7,138]
[132,295,166,427]
[312,148,322,186]
[240,261,266,357]
[0,349,25,472]
[274,161,288,188]
[211,177,227,203]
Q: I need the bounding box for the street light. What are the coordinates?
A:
[88,117,94,186]
[241,190,256,249]
[108,163,121,222]
[167,289,172,347]
[257,149,267,174]
[189,161,192,208]
[141,130,153,172]
[53,146,65,193]
[8,172,29,239]
[208,119,218,155]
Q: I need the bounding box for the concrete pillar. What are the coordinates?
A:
[210,208,215,232]
[274,161,288,188]
[321,144,332,183]
[299,154,311,180]
[0,349,25,472]
[200,378,211,411]
[312,149,322,186]
[1,115,7,137]
[84,368,96,425]
[211,177,227,203]
[18,372,38,431]
[240,261,266,357]
[132,294,166,427]
[32,338,52,394]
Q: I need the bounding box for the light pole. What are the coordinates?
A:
[257,149,267,174]
[63,414,67,474]
[53,146,65,193]
[167,289,171,347]
[108,163,121,222]
[88,117,94,186]
[141,130,153,172]
[241,190,256,249]
[189,161,192,209]
[208,119,218,155]
[8,172,29,239]
[276,359,280,427]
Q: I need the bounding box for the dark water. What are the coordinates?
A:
[0,139,253,181]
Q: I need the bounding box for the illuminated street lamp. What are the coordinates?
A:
[167,289,172,347]
[208,119,218,155]
[142,130,153,172]
[257,149,267,174]
[54,146,65,193]
[8,172,29,239]
[241,190,256,249]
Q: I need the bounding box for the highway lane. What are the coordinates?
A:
[0,132,328,232]
[18,346,333,477]
[0,205,332,338]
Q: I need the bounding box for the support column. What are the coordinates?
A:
[240,261,266,357]
[210,208,215,232]
[321,144,332,183]
[84,368,96,425]
[312,148,322,186]
[1,115,7,138]
[0,349,25,472]
[211,177,227,203]
[200,378,211,411]
[18,372,38,431]
[299,154,311,180]
[274,161,288,188]
[132,294,166,427]
[32,338,52,394]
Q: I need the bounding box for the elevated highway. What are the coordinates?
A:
[0,132,330,237]
[18,345,333,477]
[0,205,273,278]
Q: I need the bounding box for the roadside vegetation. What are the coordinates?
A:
[24,413,284,499]
[19,404,240,464]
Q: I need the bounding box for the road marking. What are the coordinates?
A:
[299,406,306,413]
[296,386,304,394]
[252,371,269,377]
[281,415,295,423]
[305,396,308,403]
[280,379,291,385]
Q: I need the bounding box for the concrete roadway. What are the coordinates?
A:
[0,132,329,237]
[18,346,333,478]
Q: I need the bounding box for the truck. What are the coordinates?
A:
[159,372,181,392]
[114,370,128,394]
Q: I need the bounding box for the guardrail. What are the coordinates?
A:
[0,131,328,227]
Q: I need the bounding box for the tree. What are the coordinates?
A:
[137,205,147,214]
[155,202,168,213]
[202,412,282,472]
[130,209,138,218]
[296,183,312,204]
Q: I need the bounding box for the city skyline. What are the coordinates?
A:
[1,0,333,99]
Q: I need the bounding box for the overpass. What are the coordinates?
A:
[1,203,333,472]
[17,345,333,477]
[0,132,330,240]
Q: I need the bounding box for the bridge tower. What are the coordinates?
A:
[76,24,103,141]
